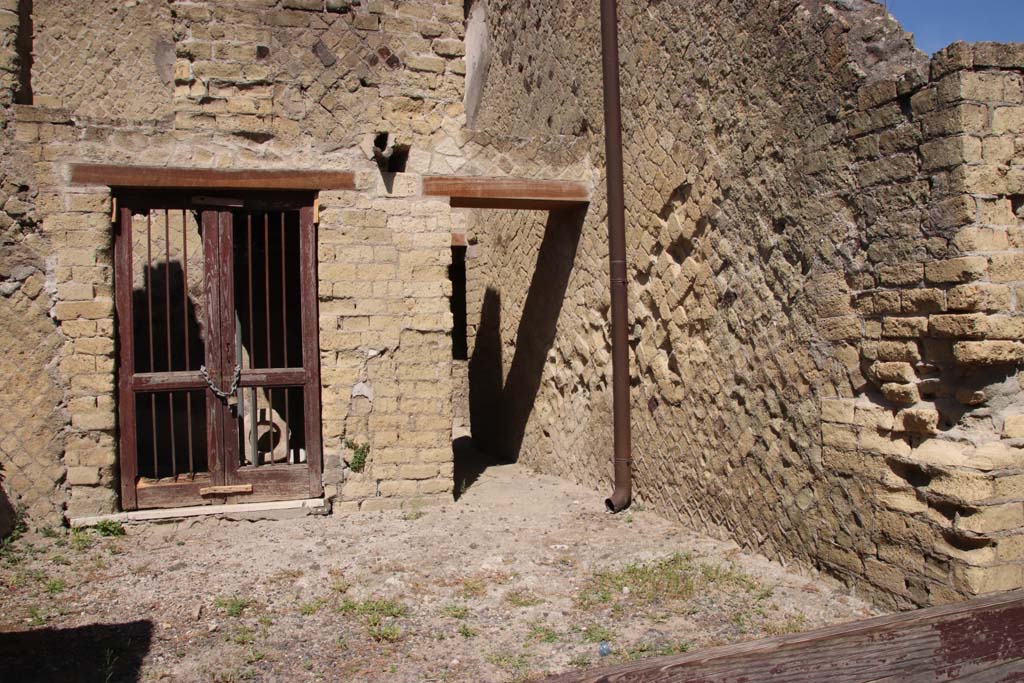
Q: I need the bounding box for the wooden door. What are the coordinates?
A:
[114,193,322,510]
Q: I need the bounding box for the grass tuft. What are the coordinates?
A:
[505,589,543,608]
[214,595,251,618]
[95,520,126,537]
[582,624,615,644]
[368,624,402,642]
[527,621,559,643]
[442,604,469,619]
[576,553,761,610]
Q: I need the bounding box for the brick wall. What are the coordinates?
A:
[465,0,1024,607]
[3,0,474,523]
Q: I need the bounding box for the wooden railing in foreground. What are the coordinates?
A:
[539,589,1024,682]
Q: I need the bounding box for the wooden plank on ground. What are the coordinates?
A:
[423,175,590,210]
[70,164,356,191]
[538,589,1024,683]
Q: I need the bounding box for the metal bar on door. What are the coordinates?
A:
[146,211,158,478]
[182,209,194,477]
[247,212,258,465]
[280,212,291,463]
[164,210,177,478]
[263,212,272,466]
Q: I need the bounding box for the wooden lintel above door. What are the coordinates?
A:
[423,175,591,210]
[70,164,356,191]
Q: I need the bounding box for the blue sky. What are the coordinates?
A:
[884,0,1024,55]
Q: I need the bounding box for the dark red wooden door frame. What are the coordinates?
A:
[114,196,323,510]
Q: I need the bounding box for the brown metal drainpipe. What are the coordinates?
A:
[600,0,632,513]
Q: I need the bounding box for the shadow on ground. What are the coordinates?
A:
[0,620,153,682]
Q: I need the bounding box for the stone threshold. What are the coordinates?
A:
[69,498,327,527]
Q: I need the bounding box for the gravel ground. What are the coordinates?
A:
[0,464,881,682]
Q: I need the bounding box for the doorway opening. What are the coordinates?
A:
[113,192,323,510]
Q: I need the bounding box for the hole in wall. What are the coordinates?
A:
[934,399,969,431]
[942,530,993,552]
[657,183,693,220]
[386,144,409,173]
[256,45,270,60]
[1010,194,1024,219]
[234,131,274,144]
[897,92,914,122]
[887,459,933,488]
[666,352,682,379]
[918,379,942,401]
[694,215,710,237]
[926,498,966,522]
[372,132,410,174]
[666,234,694,264]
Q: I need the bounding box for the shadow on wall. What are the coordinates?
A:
[132,261,206,479]
[456,207,586,496]
[0,464,15,538]
[0,620,153,682]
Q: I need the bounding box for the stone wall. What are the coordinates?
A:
[821,42,1024,601]
[0,0,67,528]
[3,0,476,522]
[465,0,1024,607]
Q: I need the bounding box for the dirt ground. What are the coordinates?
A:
[0,464,882,682]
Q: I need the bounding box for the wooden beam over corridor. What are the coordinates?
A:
[538,589,1024,682]
[423,175,590,210]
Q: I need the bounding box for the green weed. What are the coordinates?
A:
[70,529,93,552]
[442,604,469,619]
[215,595,251,618]
[28,605,46,626]
[576,553,761,610]
[344,438,370,473]
[486,652,531,678]
[527,622,559,643]
[95,520,126,537]
[368,624,401,642]
[505,589,543,607]
[229,626,255,645]
[299,598,329,616]
[460,577,486,598]
[582,624,615,644]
